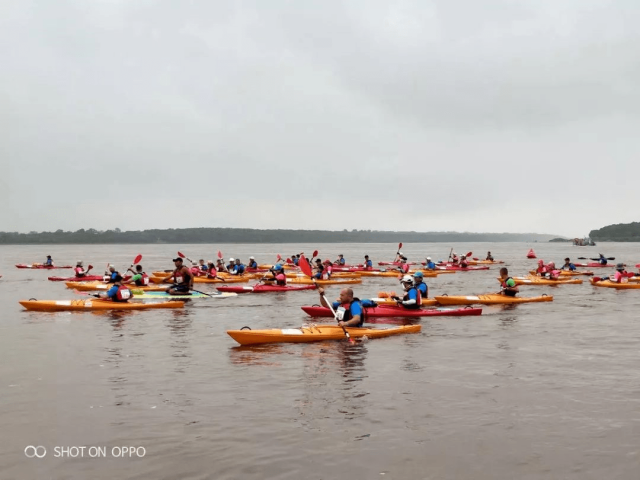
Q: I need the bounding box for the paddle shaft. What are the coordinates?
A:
[321,293,353,341]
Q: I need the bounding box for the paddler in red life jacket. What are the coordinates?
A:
[498,267,519,297]
[263,264,287,286]
[318,287,363,327]
[609,263,629,283]
[451,253,460,266]
[205,261,218,279]
[535,259,546,275]
[392,275,421,309]
[322,260,333,279]
[98,275,132,302]
[74,261,92,278]
[459,255,469,268]
[544,262,560,280]
[162,257,193,294]
[216,259,228,273]
[125,265,149,287]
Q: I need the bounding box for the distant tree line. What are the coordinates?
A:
[590,223,640,242]
[0,228,558,245]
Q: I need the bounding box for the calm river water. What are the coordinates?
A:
[1,242,639,479]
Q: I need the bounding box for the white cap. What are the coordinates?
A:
[249,256,255,259]
[77,260,83,265]
[400,275,413,284]
[426,257,431,260]
[229,258,234,262]
[398,251,403,255]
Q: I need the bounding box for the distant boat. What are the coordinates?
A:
[573,237,596,246]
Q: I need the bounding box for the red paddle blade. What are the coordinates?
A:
[398,242,403,249]
[88,265,93,269]
[277,254,282,261]
[286,258,293,264]
[178,251,186,258]
[299,255,313,277]
[466,251,473,257]
[217,250,223,259]
[312,250,318,258]
[133,254,142,264]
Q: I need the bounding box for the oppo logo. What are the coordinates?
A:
[24,446,47,458]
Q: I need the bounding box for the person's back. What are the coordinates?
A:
[129,265,149,286]
[413,272,428,298]
[105,276,131,302]
[45,256,53,266]
[486,252,494,261]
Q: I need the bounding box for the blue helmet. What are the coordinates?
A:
[413,271,423,278]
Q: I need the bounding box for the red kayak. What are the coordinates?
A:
[48,275,131,282]
[16,264,72,269]
[301,305,482,318]
[217,284,317,293]
[377,261,419,266]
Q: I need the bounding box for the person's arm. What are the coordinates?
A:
[401,289,418,307]
[318,287,330,308]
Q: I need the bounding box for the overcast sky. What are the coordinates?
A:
[1,0,638,237]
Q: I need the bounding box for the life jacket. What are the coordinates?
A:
[106,271,119,284]
[536,266,546,275]
[401,287,422,309]
[174,267,191,285]
[114,286,132,302]
[135,272,149,286]
[501,276,517,296]
[460,260,468,268]
[415,281,427,297]
[75,267,85,277]
[322,265,332,280]
[336,298,364,327]
[207,267,218,278]
[338,258,345,265]
[248,260,257,268]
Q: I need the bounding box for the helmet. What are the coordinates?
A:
[77,261,83,266]
[398,251,403,255]
[413,271,423,278]
[229,258,234,262]
[426,256,431,261]
[274,264,283,271]
[538,260,544,265]
[400,275,413,284]
[249,256,254,259]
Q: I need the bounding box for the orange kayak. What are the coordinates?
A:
[370,297,439,307]
[468,260,504,265]
[529,270,593,277]
[434,294,553,305]
[227,324,421,345]
[512,276,582,285]
[66,281,167,292]
[590,278,640,289]
[19,299,184,311]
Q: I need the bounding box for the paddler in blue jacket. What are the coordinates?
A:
[424,257,436,270]
[248,256,258,269]
[413,271,428,298]
[393,275,421,309]
[104,265,120,283]
[561,258,576,271]
[230,258,245,275]
[318,287,363,327]
[44,255,53,266]
[334,254,346,266]
[363,255,373,269]
[598,254,608,265]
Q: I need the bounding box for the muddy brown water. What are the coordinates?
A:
[1,242,639,479]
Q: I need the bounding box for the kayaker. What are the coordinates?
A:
[460,255,469,268]
[125,265,150,286]
[394,251,407,263]
[162,257,193,294]
[205,261,218,279]
[44,255,53,266]
[74,261,92,278]
[413,271,428,298]
[544,262,561,280]
[217,259,228,273]
[323,260,333,278]
[486,252,494,261]
[451,253,460,266]
[498,268,519,297]
[198,259,208,271]
[363,255,373,269]
[561,258,576,271]
[609,263,629,283]
[98,275,132,303]
[226,258,235,271]
[248,256,258,269]
[424,257,436,270]
[104,265,120,283]
[291,254,299,266]
[318,287,363,327]
[231,258,245,275]
[535,260,547,275]
[313,259,325,280]
[598,254,608,265]
[393,275,421,309]
[263,264,287,286]
[334,254,346,266]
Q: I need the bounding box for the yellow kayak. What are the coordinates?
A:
[371,297,439,307]
[529,270,593,277]
[511,276,582,286]
[590,278,640,289]
[434,294,553,305]
[19,299,184,311]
